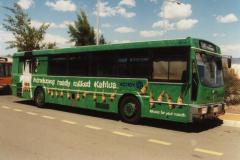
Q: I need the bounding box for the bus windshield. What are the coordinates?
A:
[0,63,12,77]
[0,63,4,77]
[196,52,224,87]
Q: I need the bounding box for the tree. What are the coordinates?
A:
[2,3,56,51]
[68,10,106,46]
[224,65,240,105]
[99,35,106,44]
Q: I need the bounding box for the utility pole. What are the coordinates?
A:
[96,0,100,45]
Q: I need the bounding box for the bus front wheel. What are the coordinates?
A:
[34,87,45,108]
[119,96,141,124]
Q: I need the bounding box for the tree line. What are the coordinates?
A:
[2,3,106,52]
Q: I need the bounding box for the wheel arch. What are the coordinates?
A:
[34,86,45,97]
[118,93,143,113]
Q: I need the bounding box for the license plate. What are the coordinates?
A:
[213,107,218,112]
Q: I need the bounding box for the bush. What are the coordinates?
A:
[224,66,240,105]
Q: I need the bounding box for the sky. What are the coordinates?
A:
[0,0,240,57]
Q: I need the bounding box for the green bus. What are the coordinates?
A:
[11,37,231,123]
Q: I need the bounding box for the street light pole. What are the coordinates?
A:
[96,0,100,45]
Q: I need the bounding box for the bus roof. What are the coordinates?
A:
[13,37,221,57]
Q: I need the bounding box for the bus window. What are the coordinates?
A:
[169,61,187,81]
[5,63,12,76]
[49,56,68,75]
[69,55,89,76]
[152,49,188,83]
[128,55,151,79]
[91,53,116,77]
[0,64,4,77]
[196,53,223,87]
[153,61,168,80]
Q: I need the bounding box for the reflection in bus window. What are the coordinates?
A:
[196,53,223,87]
[153,51,188,83]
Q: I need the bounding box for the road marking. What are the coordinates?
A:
[42,115,55,120]
[148,139,172,146]
[61,120,77,125]
[194,148,223,156]
[26,112,38,116]
[112,131,134,137]
[1,105,10,109]
[13,108,23,112]
[85,125,102,130]
[223,120,240,128]
[225,113,240,116]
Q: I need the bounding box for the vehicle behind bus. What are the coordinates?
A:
[0,57,12,93]
[11,38,231,124]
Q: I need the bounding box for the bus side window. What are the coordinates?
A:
[152,49,188,83]
[153,60,168,80]
[5,63,12,76]
[0,64,4,77]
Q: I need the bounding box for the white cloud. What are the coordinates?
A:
[17,0,34,10]
[46,0,76,12]
[152,20,175,30]
[31,20,46,28]
[119,0,136,8]
[0,30,13,42]
[176,19,198,30]
[97,1,116,17]
[102,23,112,28]
[115,27,135,33]
[31,20,73,29]
[44,33,69,46]
[95,1,136,18]
[116,7,136,18]
[213,33,226,37]
[216,13,238,23]
[149,0,158,4]
[221,44,240,58]
[140,30,164,38]
[159,1,192,19]
[112,40,131,44]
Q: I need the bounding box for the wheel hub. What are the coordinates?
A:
[124,103,136,117]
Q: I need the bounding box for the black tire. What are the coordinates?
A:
[119,96,141,124]
[34,87,45,108]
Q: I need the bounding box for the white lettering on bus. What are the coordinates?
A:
[173,113,186,118]
[57,80,71,88]
[73,80,91,88]
[33,78,55,86]
[94,81,117,89]
[150,109,186,118]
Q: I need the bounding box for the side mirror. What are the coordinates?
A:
[222,55,232,68]
[227,57,231,68]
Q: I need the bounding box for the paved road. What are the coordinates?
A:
[0,95,240,160]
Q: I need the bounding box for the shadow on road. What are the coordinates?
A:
[15,100,223,133]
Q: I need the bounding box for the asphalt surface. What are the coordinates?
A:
[0,95,240,160]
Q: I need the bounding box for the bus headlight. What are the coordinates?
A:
[198,107,208,114]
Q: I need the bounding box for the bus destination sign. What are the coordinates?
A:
[199,41,216,52]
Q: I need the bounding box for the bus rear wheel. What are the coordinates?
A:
[34,87,45,108]
[119,96,141,124]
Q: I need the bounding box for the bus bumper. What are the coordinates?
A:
[0,85,11,94]
[191,103,225,122]
[0,85,7,90]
